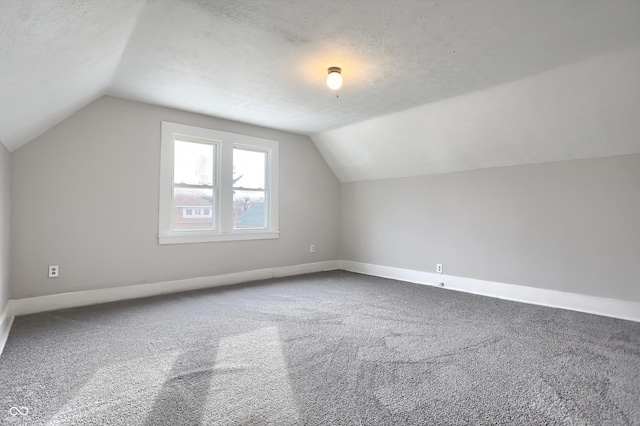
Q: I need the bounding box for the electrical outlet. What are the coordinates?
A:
[310,245,315,253]
[436,264,443,274]
[49,265,59,278]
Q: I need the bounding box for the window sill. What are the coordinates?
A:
[159,231,280,245]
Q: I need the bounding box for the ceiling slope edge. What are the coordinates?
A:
[311,46,640,183]
[0,0,147,152]
[3,92,109,153]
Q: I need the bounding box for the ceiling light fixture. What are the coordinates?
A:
[327,67,342,90]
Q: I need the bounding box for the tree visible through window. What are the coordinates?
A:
[233,148,267,229]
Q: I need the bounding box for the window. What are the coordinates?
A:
[159,121,279,244]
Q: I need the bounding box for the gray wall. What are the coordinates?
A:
[340,154,640,302]
[8,95,640,304]
[0,143,9,311]
[11,96,340,298]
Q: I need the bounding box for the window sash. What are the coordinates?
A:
[171,138,218,232]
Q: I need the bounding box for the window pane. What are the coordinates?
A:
[174,140,214,186]
[173,187,214,231]
[233,190,266,229]
[233,148,265,189]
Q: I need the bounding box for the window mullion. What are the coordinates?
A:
[219,140,234,233]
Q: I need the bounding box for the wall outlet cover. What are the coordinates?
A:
[48,265,59,278]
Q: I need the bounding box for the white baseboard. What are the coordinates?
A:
[4,258,637,354]
[0,300,14,357]
[10,260,339,317]
[339,260,640,322]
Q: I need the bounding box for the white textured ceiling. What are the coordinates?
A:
[1,0,640,164]
[0,0,146,151]
[313,47,640,182]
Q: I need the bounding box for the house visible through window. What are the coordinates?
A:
[173,138,216,231]
[181,207,213,219]
[159,121,279,244]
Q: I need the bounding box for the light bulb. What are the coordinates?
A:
[327,67,342,90]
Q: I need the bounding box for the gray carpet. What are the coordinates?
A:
[1,271,639,425]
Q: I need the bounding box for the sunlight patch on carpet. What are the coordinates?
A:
[202,326,300,424]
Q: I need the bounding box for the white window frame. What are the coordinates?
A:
[159,121,279,244]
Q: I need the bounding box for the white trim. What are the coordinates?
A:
[339,260,640,322]
[0,300,14,357]
[5,259,636,352]
[10,261,339,317]
[158,231,280,245]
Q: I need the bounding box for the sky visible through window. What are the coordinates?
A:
[174,140,266,189]
[233,148,265,190]
[174,140,213,186]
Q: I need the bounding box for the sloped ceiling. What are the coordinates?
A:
[0,0,146,151]
[1,1,640,178]
[314,46,640,182]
